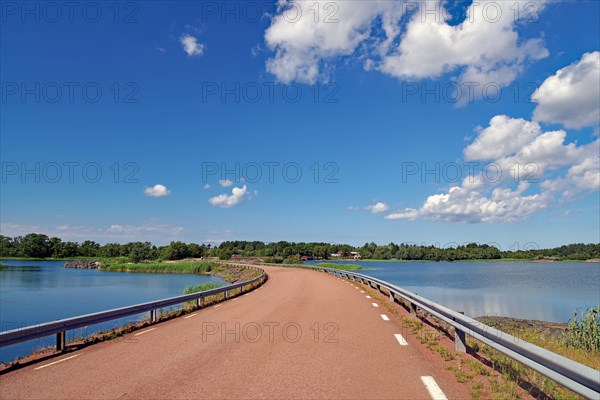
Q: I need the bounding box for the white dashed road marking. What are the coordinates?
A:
[421,376,448,400]
[394,333,408,346]
[183,313,197,319]
[381,314,390,321]
[35,354,80,370]
[134,328,157,336]
[372,303,379,308]
[366,295,371,299]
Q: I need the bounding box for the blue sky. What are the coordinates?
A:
[1,0,599,249]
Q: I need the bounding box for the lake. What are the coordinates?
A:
[310,260,600,323]
[2,259,599,364]
[0,260,227,364]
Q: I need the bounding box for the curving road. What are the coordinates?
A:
[0,265,469,399]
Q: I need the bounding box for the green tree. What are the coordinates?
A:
[18,233,52,258]
[128,242,152,263]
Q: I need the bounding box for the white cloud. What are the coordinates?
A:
[264,0,405,84]
[264,1,547,102]
[219,179,234,187]
[385,208,418,220]
[378,1,548,102]
[365,202,389,214]
[532,51,600,129]
[180,34,205,57]
[464,116,542,161]
[203,183,211,189]
[386,184,551,223]
[208,185,254,208]
[387,115,598,223]
[144,184,171,197]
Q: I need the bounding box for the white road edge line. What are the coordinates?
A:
[372,303,379,308]
[381,314,390,321]
[213,304,222,308]
[134,328,157,336]
[394,333,408,346]
[421,376,448,400]
[35,354,80,370]
[184,313,197,319]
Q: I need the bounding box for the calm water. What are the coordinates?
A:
[0,260,226,363]
[311,260,600,323]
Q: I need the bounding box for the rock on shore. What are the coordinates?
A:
[63,261,100,269]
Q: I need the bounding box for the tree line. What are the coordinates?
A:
[0,234,207,262]
[1,234,599,262]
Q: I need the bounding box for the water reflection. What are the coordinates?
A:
[0,259,226,363]
[316,261,600,322]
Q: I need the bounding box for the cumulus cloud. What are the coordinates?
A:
[144,184,171,197]
[265,1,402,84]
[219,179,234,187]
[264,1,547,101]
[203,183,211,189]
[386,116,599,223]
[208,185,254,208]
[386,184,552,223]
[383,52,599,223]
[379,1,548,101]
[180,34,205,57]
[365,202,389,214]
[464,116,542,161]
[532,51,600,129]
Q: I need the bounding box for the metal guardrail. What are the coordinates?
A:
[0,265,266,352]
[1,261,598,398]
[277,262,600,399]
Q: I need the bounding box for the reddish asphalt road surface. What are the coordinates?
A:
[0,265,470,399]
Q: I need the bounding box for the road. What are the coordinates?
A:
[0,265,469,399]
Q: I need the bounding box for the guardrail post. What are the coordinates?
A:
[455,328,467,353]
[389,291,395,303]
[197,297,204,308]
[149,309,156,323]
[455,311,467,353]
[56,331,65,351]
[409,302,417,316]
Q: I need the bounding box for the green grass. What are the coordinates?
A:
[315,263,368,270]
[182,282,223,309]
[183,282,222,295]
[563,306,600,353]
[100,261,214,274]
[470,310,599,400]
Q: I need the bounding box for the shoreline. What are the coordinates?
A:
[0,312,573,372]
[310,258,600,263]
[2,256,600,263]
